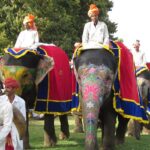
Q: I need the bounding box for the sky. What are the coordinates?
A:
[108,0,150,61]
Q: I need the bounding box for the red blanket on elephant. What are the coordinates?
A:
[112,41,148,123]
[35,45,72,114]
[116,42,139,102]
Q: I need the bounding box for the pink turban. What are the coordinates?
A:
[88,4,100,17]
[4,78,20,89]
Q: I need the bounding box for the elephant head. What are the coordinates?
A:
[0,51,54,108]
[74,48,118,150]
[136,69,150,117]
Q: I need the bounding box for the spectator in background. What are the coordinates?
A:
[131,40,146,68]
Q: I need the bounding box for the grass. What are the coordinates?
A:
[27,116,150,150]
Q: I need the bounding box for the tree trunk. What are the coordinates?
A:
[23,111,30,149]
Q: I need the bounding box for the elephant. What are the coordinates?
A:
[126,67,150,140]
[73,41,148,150]
[0,45,72,148]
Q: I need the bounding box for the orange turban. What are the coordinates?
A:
[88,4,100,17]
[4,78,20,89]
[23,14,35,28]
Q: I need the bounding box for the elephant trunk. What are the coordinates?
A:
[78,65,114,150]
[81,75,103,150]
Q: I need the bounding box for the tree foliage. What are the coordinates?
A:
[0,0,117,57]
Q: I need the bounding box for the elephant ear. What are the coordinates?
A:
[35,55,54,85]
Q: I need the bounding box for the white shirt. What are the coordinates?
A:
[82,21,109,46]
[12,95,26,150]
[12,95,26,120]
[132,50,146,67]
[0,95,13,150]
[1,95,26,150]
[15,29,39,49]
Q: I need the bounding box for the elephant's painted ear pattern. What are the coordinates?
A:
[35,55,54,85]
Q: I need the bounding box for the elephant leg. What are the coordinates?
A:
[126,119,135,137]
[73,114,84,133]
[142,124,150,135]
[23,110,30,149]
[59,114,70,140]
[133,120,141,140]
[101,110,116,150]
[116,114,129,144]
[44,114,57,147]
[126,119,141,140]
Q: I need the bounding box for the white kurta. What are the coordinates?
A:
[82,21,109,46]
[1,95,26,150]
[0,96,13,150]
[14,29,39,49]
[131,50,146,67]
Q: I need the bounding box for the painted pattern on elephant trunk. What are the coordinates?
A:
[78,64,115,150]
[1,65,36,95]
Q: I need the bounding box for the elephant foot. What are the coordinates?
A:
[142,127,150,135]
[125,132,133,137]
[24,144,31,150]
[44,131,57,147]
[102,147,115,150]
[59,132,69,140]
[115,138,125,145]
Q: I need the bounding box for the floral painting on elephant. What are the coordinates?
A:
[35,45,73,115]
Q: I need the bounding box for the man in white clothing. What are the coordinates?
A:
[14,14,39,49]
[131,40,146,68]
[82,4,109,47]
[3,78,26,150]
[0,95,13,150]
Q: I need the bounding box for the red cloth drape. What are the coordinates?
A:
[116,41,140,103]
[5,133,14,150]
[40,45,72,101]
[146,63,150,70]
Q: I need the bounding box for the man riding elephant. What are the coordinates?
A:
[2,13,72,149]
[71,3,110,134]
[14,14,39,50]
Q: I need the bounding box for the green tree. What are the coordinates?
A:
[0,0,117,57]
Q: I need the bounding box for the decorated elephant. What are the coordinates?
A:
[127,66,150,140]
[73,41,148,150]
[0,45,73,148]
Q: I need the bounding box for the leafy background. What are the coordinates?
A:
[0,0,117,57]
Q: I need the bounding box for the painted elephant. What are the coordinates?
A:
[73,47,123,150]
[73,41,148,150]
[0,45,72,148]
[127,67,150,139]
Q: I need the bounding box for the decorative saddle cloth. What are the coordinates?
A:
[34,45,73,115]
[4,48,37,58]
[111,41,148,123]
